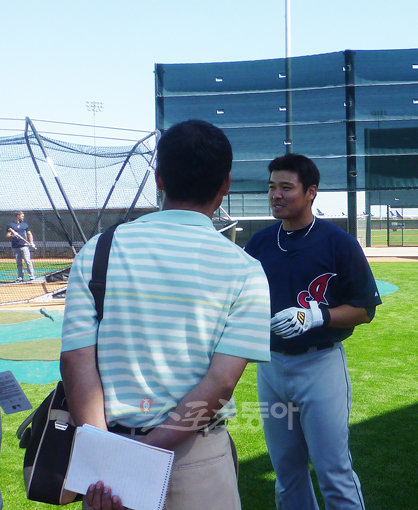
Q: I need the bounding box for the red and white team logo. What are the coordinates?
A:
[140,398,153,413]
[297,273,336,308]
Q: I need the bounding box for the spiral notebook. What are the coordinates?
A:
[64,424,174,510]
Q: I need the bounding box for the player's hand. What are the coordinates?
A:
[30,242,36,249]
[271,301,324,338]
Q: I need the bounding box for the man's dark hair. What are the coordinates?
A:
[156,119,233,204]
[268,154,320,192]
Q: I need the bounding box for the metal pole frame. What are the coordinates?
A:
[122,140,160,223]
[24,120,78,255]
[216,206,238,234]
[89,130,160,237]
[25,117,88,244]
[285,0,293,153]
[344,51,357,238]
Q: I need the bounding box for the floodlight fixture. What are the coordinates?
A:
[86,100,104,113]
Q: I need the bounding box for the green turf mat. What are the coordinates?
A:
[0,311,40,324]
[0,337,60,361]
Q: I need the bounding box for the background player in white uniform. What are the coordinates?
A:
[245,154,381,510]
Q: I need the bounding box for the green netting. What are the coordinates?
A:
[365,127,418,190]
[155,48,418,194]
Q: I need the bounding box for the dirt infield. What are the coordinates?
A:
[0,281,66,307]
[367,256,418,262]
[363,246,418,262]
[0,300,65,310]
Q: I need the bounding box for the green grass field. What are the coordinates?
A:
[0,262,417,509]
[0,261,70,284]
[371,228,417,246]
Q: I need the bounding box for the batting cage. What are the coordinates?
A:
[0,118,159,305]
[155,48,418,248]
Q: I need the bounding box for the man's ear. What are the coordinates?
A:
[220,173,232,197]
[307,184,318,203]
[155,168,164,191]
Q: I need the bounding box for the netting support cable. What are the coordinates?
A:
[25,117,88,245]
[24,120,78,256]
[89,131,159,237]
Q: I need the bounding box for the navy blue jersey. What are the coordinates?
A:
[7,221,30,248]
[245,218,382,351]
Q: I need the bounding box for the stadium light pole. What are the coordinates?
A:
[86,100,104,232]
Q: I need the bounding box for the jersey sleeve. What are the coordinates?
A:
[336,234,382,309]
[214,258,271,362]
[61,238,99,352]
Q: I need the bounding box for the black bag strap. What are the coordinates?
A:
[88,224,119,323]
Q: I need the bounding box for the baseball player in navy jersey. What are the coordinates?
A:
[6,211,36,282]
[245,154,381,510]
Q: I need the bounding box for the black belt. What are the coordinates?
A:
[108,417,226,436]
[273,342,334,355]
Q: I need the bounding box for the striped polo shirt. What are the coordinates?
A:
[62,210,271,427]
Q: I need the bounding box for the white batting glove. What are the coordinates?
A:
[30,243,36,249]
[271,301,324,339]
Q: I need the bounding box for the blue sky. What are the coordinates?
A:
[1,1,417,217]
[1,0,417,136]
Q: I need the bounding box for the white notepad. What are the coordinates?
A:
[64,424,174,510]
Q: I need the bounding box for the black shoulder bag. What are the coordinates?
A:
[16,224,118,505]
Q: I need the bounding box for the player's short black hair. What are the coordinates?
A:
[156,119,232,205]
[268,154,320,193]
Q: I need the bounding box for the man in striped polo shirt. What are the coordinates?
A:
[61,119,271,510]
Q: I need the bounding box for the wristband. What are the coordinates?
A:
[320,307,331,327]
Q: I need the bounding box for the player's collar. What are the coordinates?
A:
[277,216,316,252]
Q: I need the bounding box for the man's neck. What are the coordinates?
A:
[282,211,315,231]
[161,199,217,220]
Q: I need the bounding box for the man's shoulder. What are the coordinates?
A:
[245,222,278,253]
[315,219,365,262]
[316,218,355,242]
[72,234,100,264]
[201,230,264,270]
[316,217,341,232]
[249,222,278,243]
[227,238,265,267]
